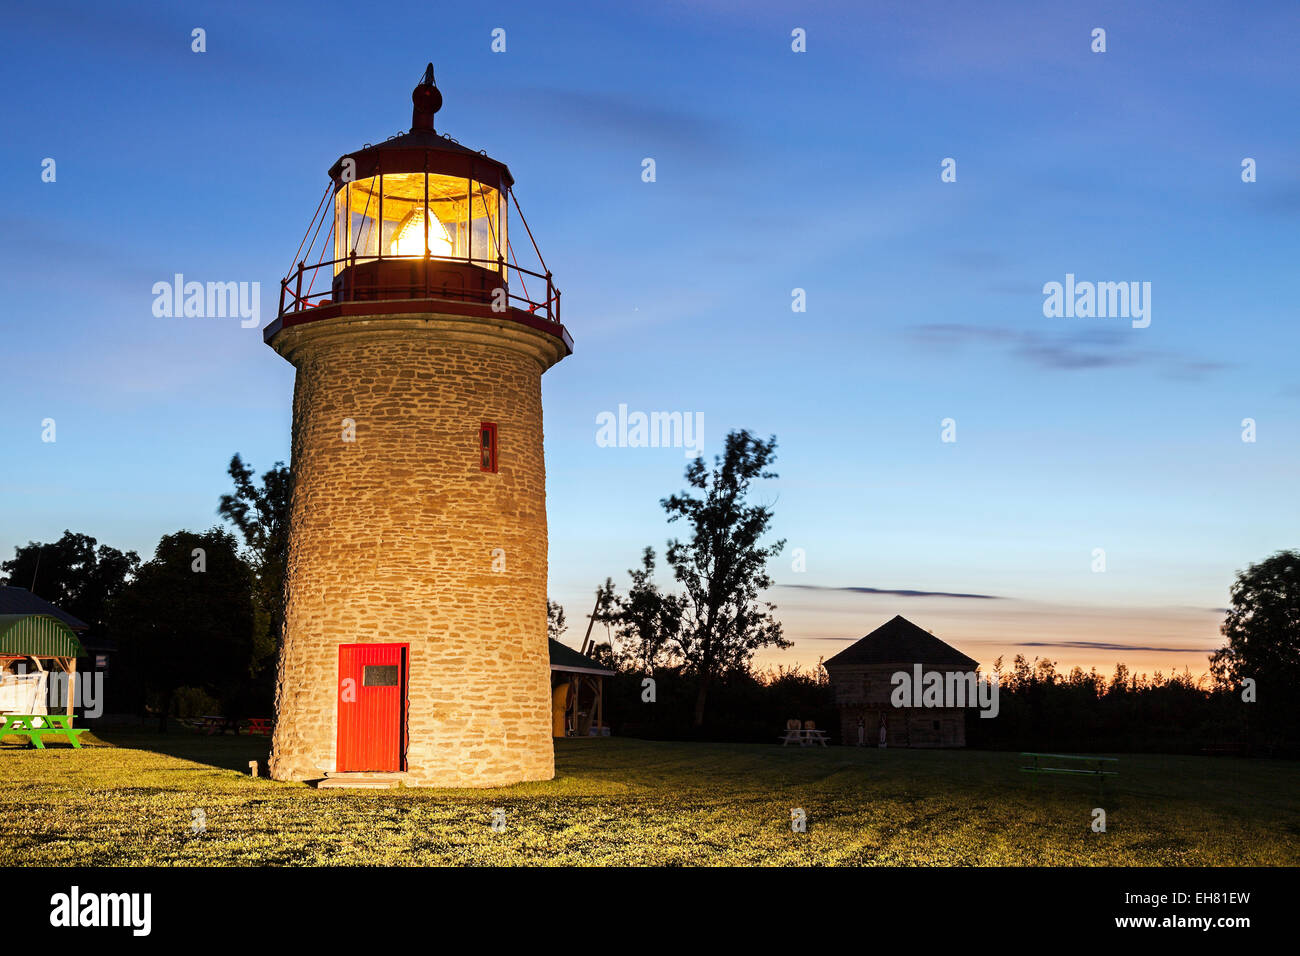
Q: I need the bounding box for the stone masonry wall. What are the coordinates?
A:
[828,664,969,748]
[267,311,566,786]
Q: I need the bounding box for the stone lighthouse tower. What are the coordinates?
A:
[265,66,572,787]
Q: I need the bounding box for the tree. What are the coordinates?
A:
[109,528,256,728]
[610,549,682,672]
[547,599,567,642]
[217,454,291,676]
[0,530,139,635]
[661,430,789,727]
[587,639,617,672]
[1211,550,1300,746]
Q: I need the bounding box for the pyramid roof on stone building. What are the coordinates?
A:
[823,615,977,669]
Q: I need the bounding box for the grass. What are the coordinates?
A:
[1,731,1297,866]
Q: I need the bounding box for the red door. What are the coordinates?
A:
[337,643,408,772]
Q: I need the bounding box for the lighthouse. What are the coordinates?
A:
[264,65,572,787]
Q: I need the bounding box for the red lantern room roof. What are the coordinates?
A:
[267,63,571,357]
[328,128,514,189]
[326,64,514,189]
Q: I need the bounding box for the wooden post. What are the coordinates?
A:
[595,676,603,733]
[64,659,75,720]
[569,676,579,734]
[579,589,601,655]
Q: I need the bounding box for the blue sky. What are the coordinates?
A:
[2,0,1297,676]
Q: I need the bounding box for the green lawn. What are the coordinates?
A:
[1,732,1296,865]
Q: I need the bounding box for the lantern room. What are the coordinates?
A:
[273,64,569,355]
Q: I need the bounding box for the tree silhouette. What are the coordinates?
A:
[547,599,567,642]
[109,528,254,728]
[608,549,682,672]
[1211,549,1300,749]
[0,530,138,636]
[661,430,788,727]
[217,454,291,678]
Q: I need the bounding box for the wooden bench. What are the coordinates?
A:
[1020,752,1118,795]
[0,714,87,749]
[1201,743,1245,756]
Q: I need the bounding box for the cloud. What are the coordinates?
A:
[947,250,1012,273]
[780,583,1003,600]
[1164,360,1233,380]
[1016,332,1141,371]
[984,281,1045,297]
[1247,178,1300,216]
[907,322,1232,379]
[499,86,729,155]
[1015,641,1216,654]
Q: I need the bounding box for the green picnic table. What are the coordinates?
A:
[0,714,86,749]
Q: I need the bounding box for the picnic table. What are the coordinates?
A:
[178,715,272,736]
[186,715,240,735]
[0,714,86,749]
[779,727,829,747]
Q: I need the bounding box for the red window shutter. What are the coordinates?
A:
[480,422,498,473]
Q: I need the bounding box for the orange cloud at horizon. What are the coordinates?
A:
[759,588,1225,682]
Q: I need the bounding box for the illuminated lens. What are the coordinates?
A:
[391,208,453,257]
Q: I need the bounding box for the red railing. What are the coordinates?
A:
[278,254,561,324]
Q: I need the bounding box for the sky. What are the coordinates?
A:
[2,0,1297,679]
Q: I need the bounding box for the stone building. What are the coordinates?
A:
[823,615,979,748]
[265,66,572,787]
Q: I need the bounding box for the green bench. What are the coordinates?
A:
[0,714,87,749]
[1021,752,1118,796]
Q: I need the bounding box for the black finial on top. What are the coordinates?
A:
[411,62,442,132]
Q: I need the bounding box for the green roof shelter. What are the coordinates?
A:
[0,614,86,718]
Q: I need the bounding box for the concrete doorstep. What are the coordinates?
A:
[314,771,408,789]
